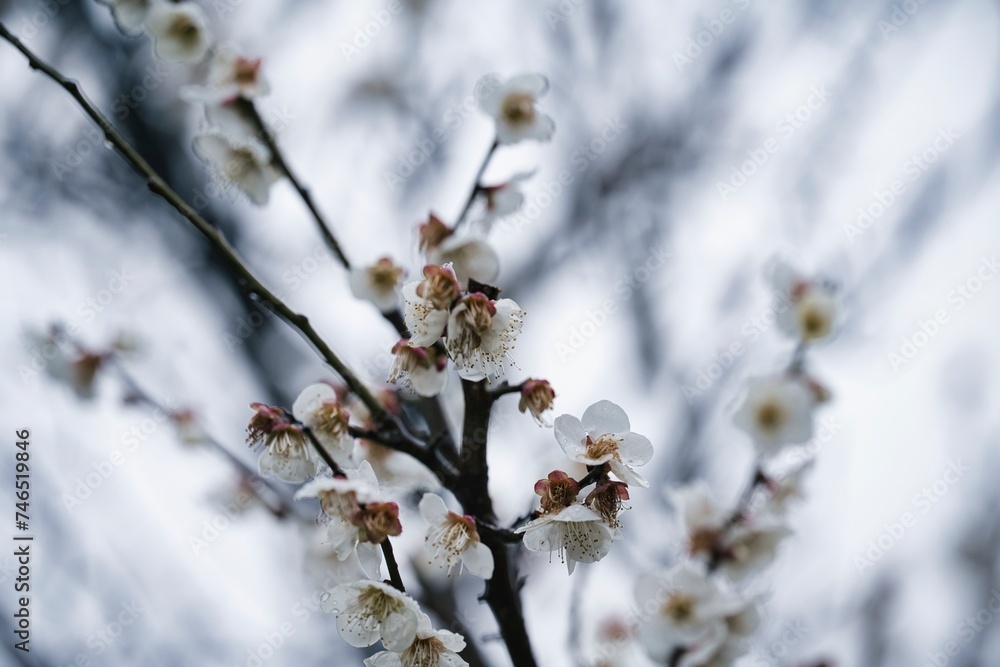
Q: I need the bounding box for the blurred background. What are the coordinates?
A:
[1,0,999,665]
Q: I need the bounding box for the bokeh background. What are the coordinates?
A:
[1,0,999,665]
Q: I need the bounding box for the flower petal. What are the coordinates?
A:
[461,541,495,580]
[581,400,630,437]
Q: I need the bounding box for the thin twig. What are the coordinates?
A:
[453,138,498,230]
[240,99,351,269]
[0,24,387,424]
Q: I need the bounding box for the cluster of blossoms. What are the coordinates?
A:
[625,263,840,667]
[516,399,654,573]
[98,0,281,205]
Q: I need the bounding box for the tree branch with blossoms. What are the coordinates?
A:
[3,4,845,666]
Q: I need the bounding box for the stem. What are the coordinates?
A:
[453,138,498,230]
[0,24,386,424]
[451,379,538,667]
[240,99,350,269]
[302,428,406,593]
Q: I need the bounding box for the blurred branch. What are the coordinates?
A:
[0,23,389,425]
[453,137,498,230]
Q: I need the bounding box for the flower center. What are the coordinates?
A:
[223,147,257,180]
[687,527,719,556]
[352,502,402,543]
[168,15,200,46]
[417,271,460,310]
[233,57,260,86]
[663,593,697,623]
[357,587,403,622]
[798,303,830,339]
[755,401,786,433]
[369,260,402,291]
[501,92,536,126]
[426,513,478,573]
[586,435,621,462]
[452,297,495,353]
[400,636,446,667]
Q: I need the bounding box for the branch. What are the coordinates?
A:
[238,99,351,268]
[0,24,387,424]
[302,427,406,592]
[453,138,498,230]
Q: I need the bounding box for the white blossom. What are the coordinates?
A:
[427,235,500,287]
[770,261,840,343]
[322,580,422,651]
[388,340,448,398]
[733,376,814,456]
[719,515,793,581]
[635,562,748,666]
[192,132,281,206]
[247,403,320,483]
[473,170,534,232]
[445,293,524,381]
[761,460,814,516]
[418,493,494,579]
[349,258,405,313]
[146,2,210,63]
[478,73,555,145]
[292,383,355,470]
[554,400,654,488]
[402,265,461,347]
[182,45,270,103]
[364,621,469,667]
[295,460,381,563]
[515,503,616,574]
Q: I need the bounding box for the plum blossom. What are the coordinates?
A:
[295,461,384,577]
[364,621,469,667]
[419,215,499,286]
[760,460,814,516]
[182,46,270,103]
[478,73,555,145]
[349,257,405,313]
[292,383,355,470]
[418,493,493,579]
[733,376,815,456]
[554,400,654,488]
[517,475,616,574]
[192,133,281,205]
[403,265,462,347]
[446,293,524,381]
[388,340,447,397]
[479,171,533,223]
[770,261,840,344]
[98,0,157,35]
[635,562,748,666]
[669,481,727,558]
[146,2,210,63]
[246,402,319,483]
[719,515,793,581]
[518,378,556,425]
[322,580,423,651]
